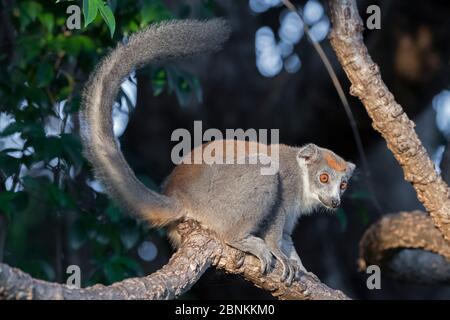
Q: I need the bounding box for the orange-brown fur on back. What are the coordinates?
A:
[175,139,276,163]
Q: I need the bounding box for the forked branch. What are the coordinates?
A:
[328,0,450,240]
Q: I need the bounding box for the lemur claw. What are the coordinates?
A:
[232,251,245,269]
[279,258,297,286]
[257,250,274,275]
[300,271,320,282]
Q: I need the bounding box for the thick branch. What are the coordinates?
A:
[0,220,348,300]
[359,211,450,284]
[0,221,213,299]
[328,0,450,240]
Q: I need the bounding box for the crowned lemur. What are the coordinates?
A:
[80,19,355,285]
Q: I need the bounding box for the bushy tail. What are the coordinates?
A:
[80,19,230,226]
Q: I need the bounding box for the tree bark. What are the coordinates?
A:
[328,0,450,240]
[358,211,450,284]
[0,220,349,300]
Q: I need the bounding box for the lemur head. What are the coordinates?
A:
[297,144,355,210]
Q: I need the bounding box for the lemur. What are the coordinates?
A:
[80,19,355,285]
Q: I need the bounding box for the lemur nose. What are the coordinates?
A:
[331,199,340,208]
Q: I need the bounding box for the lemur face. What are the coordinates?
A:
[297,144,355,210]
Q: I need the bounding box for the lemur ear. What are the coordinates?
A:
[346,162,356,176]
[297,144,320,164]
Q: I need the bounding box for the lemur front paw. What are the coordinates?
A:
[256,249,274,275]
[291,261,320,282]
[232,251,245,269]
[290,260,302,281]
[304,271,320,281]
[277,256,298,286]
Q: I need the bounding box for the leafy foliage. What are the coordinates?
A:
[0,0,216,285]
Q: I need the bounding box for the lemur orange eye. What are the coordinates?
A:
[319,173,329,183]
[340,181,348,190]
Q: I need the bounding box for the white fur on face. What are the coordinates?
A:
[296,157,320,214]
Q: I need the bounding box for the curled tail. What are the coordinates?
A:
[80,19,230,226]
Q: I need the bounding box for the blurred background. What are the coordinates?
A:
[1,0,450,299]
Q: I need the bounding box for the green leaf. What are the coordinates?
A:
[105,203,121,223]
[38,13,55,32]
[151,68,167,97]
[61,134,84,170]
[20,1,42,21]
[48,184,76,209]
[0,191,28,218]
[127,20,139,33]
[103,260,124,283]
[36,62,54,88]
[22,176,47,193]
[63,35,96,56]
[83,0,99,27]
[103,256,143,283]
[19,1,43,31]
[97,0,116,38]
[0,192,17,215]
[166,67,203,107]
[140,1,172,26]
[0,122,24,137]
[39,136,64,162]
[1,122,45,140]
[0,152,22,176]
[22,123,46,139]
[23,260,55,282]
[114,256,142,275]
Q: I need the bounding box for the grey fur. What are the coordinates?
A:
[80,19,354,284]
[163,142,354,284]
[80,19,230,224]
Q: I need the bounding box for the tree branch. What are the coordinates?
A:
[0,220,349,300]
[0,221,213,299]
[358,211,450,284]
[328,0,450,240]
